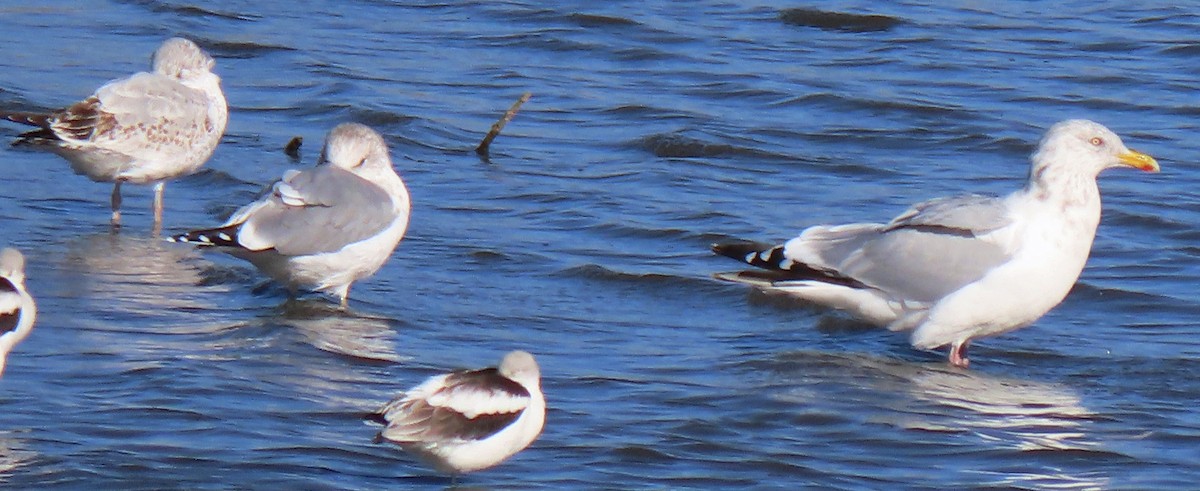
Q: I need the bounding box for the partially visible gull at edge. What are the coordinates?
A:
[169,123,411,309]
[0,248,36,377]
[367,351,546,475]
[0,37,227,227]
[713,119,1159,368]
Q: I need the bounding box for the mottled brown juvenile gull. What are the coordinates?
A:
[0,37,227,227]
[367,351,545,474]
[0,249,36,377]
[713,120,1159,368]
[169,123,410,308]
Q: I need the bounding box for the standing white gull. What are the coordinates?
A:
[367,351,545,474]
[169,123,410,308]
[0,249,36,377]
[713,120,1159,367]
[0,37,227,227]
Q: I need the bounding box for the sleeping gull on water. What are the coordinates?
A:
[712,119,1159,367]
[169,123,410,308]
[367,351,545,474]
[0,37,227,227]
[0,249,36,377]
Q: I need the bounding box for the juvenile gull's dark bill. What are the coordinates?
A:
[169,123,411,309]
[367,351,546,475]
[0,37,227,228]
[0,249,36,377]
[713,119,1159,368]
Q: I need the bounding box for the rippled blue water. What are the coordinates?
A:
[0,1,1197,489]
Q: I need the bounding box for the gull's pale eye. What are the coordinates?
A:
[1089,137,1104,146]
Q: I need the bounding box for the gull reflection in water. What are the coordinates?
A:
[763,351,1108,490]
[905,366,1109,490]
[59,232,225,321]
[276,299,405,364]
[52,232,246,367]
[265,300,408,414]
[0,433,35,480]
[907,365,1095,451]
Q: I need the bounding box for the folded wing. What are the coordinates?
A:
[226,166,399,256]
[377,368,531,443]
[720,194,1017,304]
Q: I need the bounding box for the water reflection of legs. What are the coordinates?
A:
[60,231,216,318]
[755,351,1108,489]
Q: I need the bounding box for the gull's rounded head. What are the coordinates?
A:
[318,123,396,176]
[1031,119,1159,180]
[152,37,217,80]
[498,350,541,387]
[0,248,25,284]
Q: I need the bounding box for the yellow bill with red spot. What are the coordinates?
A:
[1119,149,1159,172]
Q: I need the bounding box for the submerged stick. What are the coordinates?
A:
[284,136,303,159]
[476,92,531,156]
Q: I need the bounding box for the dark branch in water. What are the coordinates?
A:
[284,136,303,159]
[779,8,901,33]
[476,92,531,156]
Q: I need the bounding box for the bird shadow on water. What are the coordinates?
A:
[743,288,880,334]
[739,284,883,333]
[384,475,494,491]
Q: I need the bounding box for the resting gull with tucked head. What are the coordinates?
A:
[169,123,410,308]
[0,248,36,377]
[367,350,545,475]
[713,119,1159,367]
[0,37,227,227]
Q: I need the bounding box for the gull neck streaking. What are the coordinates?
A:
[169,123,410,308]
[0,248,36,377]
[368,351,546,474]
[713,119,1158,368]
[0,37,227,227]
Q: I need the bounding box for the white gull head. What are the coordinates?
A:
[152,37,218,81]
[318,122,410,203]
[1028,119,1159,188]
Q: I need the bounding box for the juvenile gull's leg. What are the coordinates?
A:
[335,285,351,310]
[152,182,166,225]
[110,181,123,227]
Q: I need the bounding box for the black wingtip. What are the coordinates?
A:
[712,239,868,288]
[168,224,240,247]
[363,411,389,426]
[712,240,787,269]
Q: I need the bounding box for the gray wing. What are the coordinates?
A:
[786,194,1015,303]
[234,166,398,256]
[883,194,1012,236]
